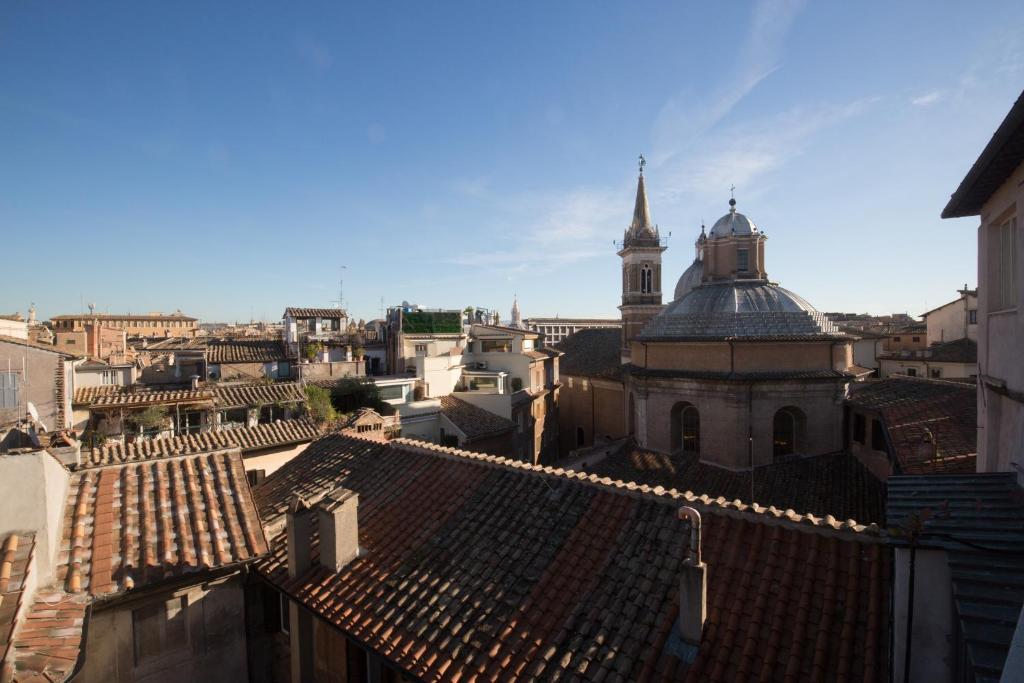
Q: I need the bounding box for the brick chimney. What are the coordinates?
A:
[286,495,314,579]
[677,506,707,647]
[317,487,360,572]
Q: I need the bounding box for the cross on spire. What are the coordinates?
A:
[730,184,736,198]
[639,154,646,175]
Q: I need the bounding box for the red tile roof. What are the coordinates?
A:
[583,449,887,524]
[846,376,977,474]
[6,589,88,682]
[254,435,889,682]
[1,533,34,663]
[438,395,515,440]
[207,339,287,364]
[212,381,305,407]
[84,418,321,467]
[90,387,215,408]
[284,308,348,319]
[58,449,268,597]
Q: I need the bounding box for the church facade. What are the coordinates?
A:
[561,161,863,469]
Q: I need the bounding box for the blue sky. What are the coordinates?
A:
[2,1,1023,324]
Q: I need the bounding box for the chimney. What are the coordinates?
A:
[317,487,360,572]
[286,495,314,579]
[677,507,707,647]
[190,374,200,390]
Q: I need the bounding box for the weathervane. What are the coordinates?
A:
[638,153,646,175]
[730,184,736,199]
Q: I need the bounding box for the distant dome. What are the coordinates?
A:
[673,258,703,301]
[640,281,843,340]
[708,200,758,238]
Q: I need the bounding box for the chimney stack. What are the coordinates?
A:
[317,487,360,572]
[286,495,314,579]
[677,507,707,647]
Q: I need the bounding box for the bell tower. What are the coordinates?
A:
[618,155,667,361]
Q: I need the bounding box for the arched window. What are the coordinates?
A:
[641,264,653,294]
[773,407,805,459]
[576,427,585,447]
[670,402,700,454]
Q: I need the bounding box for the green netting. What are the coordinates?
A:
[402,311,462,334]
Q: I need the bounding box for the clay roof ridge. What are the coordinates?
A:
[387,437,884,540]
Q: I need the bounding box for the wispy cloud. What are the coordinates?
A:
[451,176,490,198]
[911,90,945,107]
[446,189,621,273]
[652,0,807,165]
[657,96,879,206]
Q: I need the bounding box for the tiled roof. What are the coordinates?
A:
[0,336,74,358]
[558,328,623,379]
[1,533,34,659]
[83,419,321,467]
[207,339,287,364]
[438,395,515,440]
[58,449,268,597]
[888,473,1024,681]
[625,365,853,381]
[583,449,887,524]
[72,385,122,406]
[254,434,888,682]
[6,589,89,682]
[75,381,306,409]
[284,307,347,319]
[129,337,207,351]
[2,533,90,683]
[91,387,215,408]
[212,381,305,407]
[846,376,976,474]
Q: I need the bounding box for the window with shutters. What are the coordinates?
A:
[0,373,18,409]
[994,217,1017,310]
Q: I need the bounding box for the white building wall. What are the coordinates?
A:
[977,160,1024,477]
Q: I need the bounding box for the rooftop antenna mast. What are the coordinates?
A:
[332,265,347,311]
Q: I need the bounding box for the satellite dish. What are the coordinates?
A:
[27,402,39,421]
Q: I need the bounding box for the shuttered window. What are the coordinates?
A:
[0,373,18,408]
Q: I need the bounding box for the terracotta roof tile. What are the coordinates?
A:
[582,449,887,525]
[846,376,977,474]
[6,590,88,682]
[284,308,347,319]
[438,395,515,440]
[83,418,321,467]
[212,382,305,407]
[558,329,623,379]
[253,434,889,681]
[61,449,268,597]
[1,533,34,659]
[71,385,122,406]
[90,387,215,408]
[207,340,287,364]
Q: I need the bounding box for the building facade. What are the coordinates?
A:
[50,311,197,338]
[942,88,1024,479]
[522,317,620,346]
[923,286,978,345]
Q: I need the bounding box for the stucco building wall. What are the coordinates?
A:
[0,341,69,430]
[627,376,846,470]
[558,376,625,456]
[77,574,249,683]
[977,160,1024,476]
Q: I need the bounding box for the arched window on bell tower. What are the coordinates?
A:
[641,264,652,294]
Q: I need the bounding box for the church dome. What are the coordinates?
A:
[673,258,703,301]
[639,281,843,340]
[708,199,758,238]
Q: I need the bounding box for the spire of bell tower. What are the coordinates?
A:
[628,155,656,239]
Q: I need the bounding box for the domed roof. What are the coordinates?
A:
[639,281,844,340]
[708,199,758,238]
[673,258,703,301]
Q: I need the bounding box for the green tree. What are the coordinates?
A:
[329,377,385,413]
[304,385,337,425]
[130,405,168,433]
